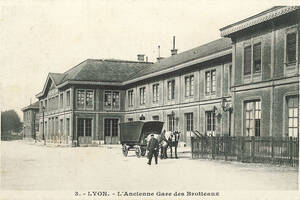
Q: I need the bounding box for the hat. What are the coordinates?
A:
[151,134,154,136]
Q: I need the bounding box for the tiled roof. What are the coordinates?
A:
[58,59,152,84]
[128,37,232,80]
[21,101,39,111]
[220,6,300,37]
[49,73,65,85]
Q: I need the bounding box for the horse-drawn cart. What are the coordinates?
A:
[119,121,164,157]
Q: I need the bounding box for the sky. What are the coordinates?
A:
[0,0,298,120]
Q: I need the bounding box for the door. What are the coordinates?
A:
[104,119,119,144]
[77,118,92,146]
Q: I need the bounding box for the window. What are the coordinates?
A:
[105,91,120,109]
[86,90,94,109]
[152,116,159,121]
[152,84,159,103]
[253,43,261,73]
[167,114,175,131]
[104,91,112,107]
[85,119,92,137]
[206,111,216,135]
[77,90,85,108]
[245,100,261,137]
[60,93,63,108]
[66,118,70,136]
[77,90,94,109]
[185,113,193,131]
[66,91,70,106]
[244,43,262,76]
[167,80,175,100]
[244,46,251,75]
[286,33,296,64]
[185,75,194,97]
[77,118,92,137]
[287,96,298,138]
[128,90,134,107]
[60,119,63,134]
[104,119,119,137]
[140,87,146,105]
[205,70,216,95]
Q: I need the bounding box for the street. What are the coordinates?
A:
[1,140,298,191]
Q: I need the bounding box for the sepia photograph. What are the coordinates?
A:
[0,0,299,199]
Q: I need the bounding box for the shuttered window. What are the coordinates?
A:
[253,43,261,73]
[244,46,251,75]
[287,33,296,64]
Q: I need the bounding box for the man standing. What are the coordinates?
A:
[147,134,159,165]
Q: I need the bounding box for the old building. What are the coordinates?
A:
[220,6,300,138]
[22,101,39,140]
[35,6,299,147]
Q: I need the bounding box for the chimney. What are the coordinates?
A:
[137,54,145,62]
[171,36,178,56]
[157,45,164,62]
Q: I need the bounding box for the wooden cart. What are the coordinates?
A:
[119,121,164,157]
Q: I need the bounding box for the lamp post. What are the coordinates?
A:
[221,98,233,136]
[42,106,46,145]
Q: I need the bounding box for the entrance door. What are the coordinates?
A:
[77,118,92,146]
[104,119,119,144]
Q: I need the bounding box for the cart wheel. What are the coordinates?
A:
[141,148,146,156]
[135,146,142,158]
[122,145,128,157]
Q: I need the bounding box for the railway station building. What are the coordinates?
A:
[35,6,299,147]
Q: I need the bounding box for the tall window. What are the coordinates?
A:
[105,91,120,109]
[66,118,70,136]
[152,84,159,103]
[77,90,94,109]
[185,113,193,131]
[77,118,92,137]
[167,80,175,100]
[286,33,296,64]
[206,111,216,135]
[185,75,194,97]
[253,43,261,73]
[60,93,64,108]
[128,90,134,107]
[60,119,64,134]
[245,100,261,137]
[244,43,262,75]
[140,87,146,105]
[66,91,70,106]
[77,90,85,108]
[205,70,216,95]
[287,96,298,138]
[244,46,252,75]
[167,114,175,132]
[86,90,94,109]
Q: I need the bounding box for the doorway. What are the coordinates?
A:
[104,119,119,144]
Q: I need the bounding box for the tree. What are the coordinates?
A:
[1,110,22,136]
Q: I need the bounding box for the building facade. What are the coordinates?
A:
[220,6,300,138]
[35,6,299,147]
[22,102,39,140]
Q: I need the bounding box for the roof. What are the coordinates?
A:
[21,101,39,111]
[220,6,300,37]
[58,59,152,84]
[128,37,232,80]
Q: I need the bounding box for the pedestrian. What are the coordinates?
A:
[147,134,159,165]
[139,114,145,120]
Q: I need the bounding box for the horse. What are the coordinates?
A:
[160,130,180,159]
